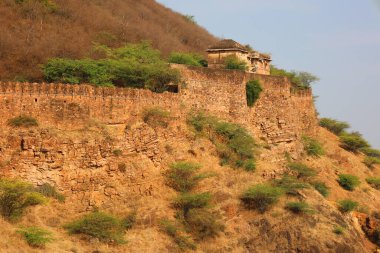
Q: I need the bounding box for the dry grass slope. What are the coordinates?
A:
[0,0,217,81]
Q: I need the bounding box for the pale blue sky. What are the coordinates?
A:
[158,0,380,148]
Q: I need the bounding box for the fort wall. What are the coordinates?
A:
[0,65,317,149]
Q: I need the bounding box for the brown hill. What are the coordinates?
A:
[0,0,217,81]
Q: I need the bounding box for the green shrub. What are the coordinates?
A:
[7,116,38,127]
[64,211,126,244]
[337,174,360,191]
[360,148,380,158]
[333,226,345,235]
[285,202,314,214]
[270,66,319,90]
[224,56,247,71]
[36,183,65,202]
[288,163,317,179]
[302,136,324,157]
[339,132,370,153]
[122,211,136,230]
[240,184,283,213]
[363,157,380,169]
[143,107,171,128]
[272,175,309,195]
[187,112,255,170]
[42,42,180,92]
[246,80,263,107]
[166,162,212,192]
[112,149,122,157]
[168,52,206,67]
[173,193,211,217]
[366,177,380,190]
[0,180,46,221]
[184,209,224,239]
[319,118,350,135]
[244,159,256,172]
[338,199,358,213]
[17,227,54,248]
[312,181,330,197]
[160,219,196,250]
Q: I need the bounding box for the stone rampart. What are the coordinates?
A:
[0,65,317,147]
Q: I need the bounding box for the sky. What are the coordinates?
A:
[157,0,380,148]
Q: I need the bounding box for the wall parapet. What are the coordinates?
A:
[0,82,179,100]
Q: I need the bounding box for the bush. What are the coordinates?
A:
[143,107,171,128]
[285,202,314,214]
[0,180,46,221]
[184,209,224,239]
[64,211,126,244]
[312,181,330,197]
[244,159,256,172]
[187,112,256,170]
[166,162,211,192]
[122,211,136,230]
[240,184,283,213]
[160,219,196,250]
[363,157,380,169]
[224,56,247,71]
[337,174,360,191]
[42,42,180,92]
[7,116,38,127]
[246,80,263,107]
[168,52,206,67]
[36,183,65,202]
[302,136,324,157]
[17,227,54,248]
[270,66,319,89]
[288,163,317,179]
[112,149,122,157]
[272,175,309,195]
[360,148,380,158]
[366,177,380,190]
[319,118,350,135]
[173,193,211,217]
[333,226,345,235]
[339,132,370,153]
[338,199,358,213]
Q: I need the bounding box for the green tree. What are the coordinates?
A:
[42,42,180,92]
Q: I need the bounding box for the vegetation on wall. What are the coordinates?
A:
[42,42,180,92]
[142,107,171,128]
[187,112,256,171]
[246,80,263,107]
[7,115,38,128]
[224,56,247,71]
[168,52,207,67]
[270,66,319,90]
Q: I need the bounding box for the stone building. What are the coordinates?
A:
[206,39,271,75]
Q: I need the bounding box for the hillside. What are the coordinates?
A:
[0,66,379,252]
[0,0,217,81]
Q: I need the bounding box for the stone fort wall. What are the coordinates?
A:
[0,65,317,148]
[0,65,318,208]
